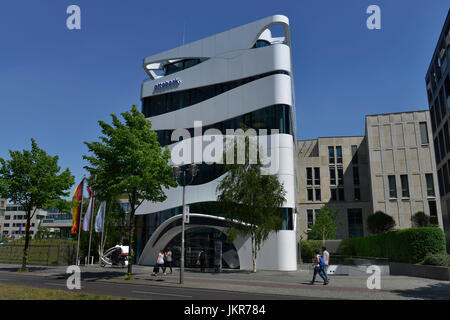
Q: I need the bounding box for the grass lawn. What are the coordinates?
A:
[0,284,130,300]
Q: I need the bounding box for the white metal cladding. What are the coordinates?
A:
[142,44,292,98]
[138,15,297,271]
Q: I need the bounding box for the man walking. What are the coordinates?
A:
[322,246,330,282]
[310,249,328,285]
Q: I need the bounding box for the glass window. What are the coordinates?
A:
[338,188,345,201]
[314,168,320,186]
[351,145,359,164]
[354,188,361,201]
[143,70,288,118]
[388,175,397,198]
[336,146,343,164]
[328,146,335,164]
[315,189,321,202]
[306,168,312,186]
[348,209,364,238]
[353,167,360,185]
[426,174,435,197]
[400,175,410,198]
[307,210,314,228]
[254,40,271,48]
[330,188,337,201]
[338,168,344,185]
[307,189,313,201]
[329,167,336,185]
[419,122,429,145]
[428,201,438,225]
[5,215,10,220]
[443,163,450,195]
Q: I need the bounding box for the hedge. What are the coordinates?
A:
[299,240,323,262]
[340,227,446,264]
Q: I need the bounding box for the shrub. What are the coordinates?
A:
[340,227,446,264]
[411,211,430,227]
[366,211,396,234]
[421,253,450,267]
[300,240,323,262]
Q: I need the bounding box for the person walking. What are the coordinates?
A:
[322,246,330,282]
[197,248,207,272]
[164,247,173,274]
[310,249,328,285]
[152,249,166,276]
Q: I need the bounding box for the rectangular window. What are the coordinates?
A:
[426,174,435,196]
[434,137,441,163]
[307,189,313,201]
[328,146,335,164]
[444,121,450,155]
[353,167,360,185]
[354,188,361,201]
[338,188,345,201]
[306,168,312,186]
[330,167,336,185]
[315,189,321,201]
[419,122,429,145]
[330,188,337,201]
[4,223,9,228]
[443,163,450,195]
[388,175,397,198]
[5,216,10,220]
[348,209,364,238]
[400,175,410,198]
[307,210,314,228]
[428,201,438,225]
[336,146,343,164]
[338,168,344,185]
[314,168,320,186]
[438,169,444,196]
[351,145,359,164]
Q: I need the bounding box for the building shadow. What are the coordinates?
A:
[390,282,450,300]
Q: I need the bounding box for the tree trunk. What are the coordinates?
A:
[126,208,136,278]
[252,235,257,273]
[21,211,32,271]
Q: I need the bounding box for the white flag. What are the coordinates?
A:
[82,195,94,232]
[95,201,106,232]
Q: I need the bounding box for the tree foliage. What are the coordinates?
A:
[0,139,74,271]
[83,105,177,278]
[367,211,396,234]
[307,205,339,241]
[216,134,286,273]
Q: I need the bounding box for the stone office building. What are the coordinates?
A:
[297,110,443,240]
[425,10,450,248]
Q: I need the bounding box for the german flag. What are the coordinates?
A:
[71,180,84,234]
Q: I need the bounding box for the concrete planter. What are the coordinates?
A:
[389,262,450,281]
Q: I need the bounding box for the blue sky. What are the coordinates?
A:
[0,0,449,194]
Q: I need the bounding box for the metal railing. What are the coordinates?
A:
[0,243,76,266]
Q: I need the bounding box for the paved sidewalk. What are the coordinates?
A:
[0,264,449,300]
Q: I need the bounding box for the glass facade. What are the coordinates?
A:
[156,104,293,147]
[142,70,289,118]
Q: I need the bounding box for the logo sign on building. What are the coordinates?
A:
[184,205,190,224]
[154,78,181,91]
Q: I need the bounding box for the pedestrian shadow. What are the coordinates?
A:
[0,266,48,273]
[52,270,127,281]
[390,282,450,300]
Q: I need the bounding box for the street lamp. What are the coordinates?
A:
[173,163,198,284]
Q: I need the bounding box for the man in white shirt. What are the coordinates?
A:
[322,246,330,281]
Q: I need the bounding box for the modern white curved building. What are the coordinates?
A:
[135,15,298,271]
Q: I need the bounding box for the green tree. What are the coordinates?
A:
[411,211,431,228]
[0,139,74,271]
[83,105,177,279]
[216,133,286,273]
[308,205,339,241]
[367,211,396,234]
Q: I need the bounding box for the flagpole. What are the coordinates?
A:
[87,189,95,265]
[75,177,85,266]
[100,202,106,263]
